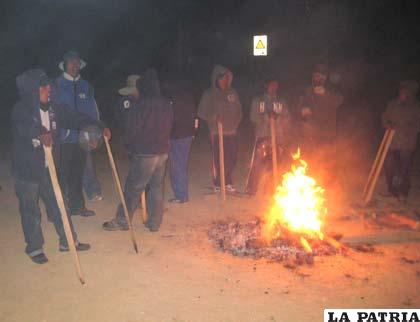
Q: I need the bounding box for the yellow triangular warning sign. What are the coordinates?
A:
[256,40,265,49]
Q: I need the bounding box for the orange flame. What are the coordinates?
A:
[263,149,326,241]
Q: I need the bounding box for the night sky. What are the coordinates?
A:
[1,0,420,142]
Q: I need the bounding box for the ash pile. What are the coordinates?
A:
[208,219,344,267]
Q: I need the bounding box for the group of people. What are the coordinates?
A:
[11,50,420,265]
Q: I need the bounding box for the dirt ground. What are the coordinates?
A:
[1,134,420,322]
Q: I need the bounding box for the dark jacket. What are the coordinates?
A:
[11,69,103,183]
[163,80,196,139]
[382,97,420,151]
[298,86,343,142]
[118,69,173,155]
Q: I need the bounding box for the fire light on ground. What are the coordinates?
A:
[263,149,327,252]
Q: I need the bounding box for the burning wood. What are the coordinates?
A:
[208,149,345,268]
[208,219,344,267]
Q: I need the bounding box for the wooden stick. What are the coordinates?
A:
[387,213,420,230]
[269,115,279,189]
[217,121,226,202]
[141,191,148,224]
[104,138,139,253]
[244,137,258,191]
[300,236,313,254]
[43,146,85,284]
[363,129,395,206]
[323,235,344,250]
[363,129,391,196]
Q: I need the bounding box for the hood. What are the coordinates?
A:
[16,69,49,100]
[211,65,233,89]
[137,68,161,98]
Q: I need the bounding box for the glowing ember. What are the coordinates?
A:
[263,149,327,241]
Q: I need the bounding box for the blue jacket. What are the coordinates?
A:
[11,69,104,183]
[54,74,99,143]
[116,69,173,155]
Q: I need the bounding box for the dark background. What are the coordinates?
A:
[1,0,420,148]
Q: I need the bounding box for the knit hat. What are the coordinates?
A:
[118,74,141,96]
[58,51,87,71]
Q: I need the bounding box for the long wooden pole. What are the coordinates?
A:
[244,137,258,191]
[363,129,395,206]
[43,146,85,284]
[104,138,139,253]
[363,129,391,196]
[217,121,226,201]
[269,115,279,189]
[141,192,148,224]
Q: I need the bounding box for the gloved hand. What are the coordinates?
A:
[301,107,312,118]
[103,128,112,141]
[40,132,53,147]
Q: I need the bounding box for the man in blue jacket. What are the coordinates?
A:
[11,69,111,264]
[103,69,173,232]
[54,51,101,217]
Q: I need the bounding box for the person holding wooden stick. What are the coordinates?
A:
[103,69,173,232]
[381,80,420,203]
[245,79,291,196]
[11,69,111,264]
[198,65,242,193]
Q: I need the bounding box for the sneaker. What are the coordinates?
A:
[103,218,129,231]
[144,222,159,232]
[30,253,48,264]
[214,186,221,193]
[59,242,91,252]
[168,198,188,204]
[89,195,103,202]
[225,184,236,193]
[71,207,96,217]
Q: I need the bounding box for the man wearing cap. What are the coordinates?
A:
[382,80,420,203]
[11,69,111,264]
[103,70,173,232]
[54,51,101,217]
[298,64,343,149]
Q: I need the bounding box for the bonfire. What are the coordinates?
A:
[263,149,327,253]
[209,149,343,267]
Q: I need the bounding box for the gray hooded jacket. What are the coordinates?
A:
[198,65,242,136]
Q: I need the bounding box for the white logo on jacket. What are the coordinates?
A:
[227,94,236,103]
[32,139,41,148]
[78,93,87,99]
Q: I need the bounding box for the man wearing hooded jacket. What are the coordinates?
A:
[11,69,110,264]
[103,69,173,232]
[198,65,242,192]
